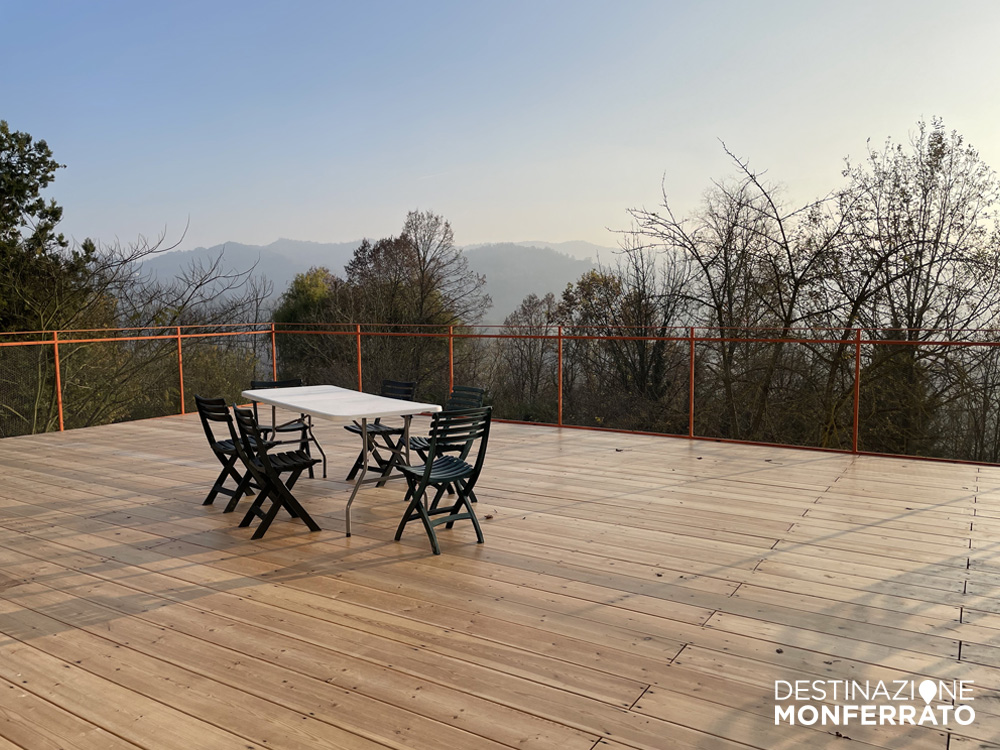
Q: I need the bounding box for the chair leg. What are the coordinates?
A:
[275,481,320,532]
[345,448,363,480]
[443,489,484,543]
[223,470,254,513]
[346,433,386,480]
[395,483,442,555]
[285,467,303,491]
[301,428,314,479]
[239,485,272,528]
[307,424,327,479]
[282,469,304,517]
[428,485,449,511]
[239,469,318,538]
[250,493,285,540]
[204,453,240,505]
[375,433,406,487]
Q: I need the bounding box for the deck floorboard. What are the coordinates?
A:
[0,414,996,749]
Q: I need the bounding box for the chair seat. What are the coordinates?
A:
[408,435,431,452]
[251,450,319,473]
[344,422,404,436]
[272,420,308,433]
[399,455,474,484]
[214,436,273,454]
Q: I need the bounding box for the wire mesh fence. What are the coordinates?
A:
[7,322,1000,464]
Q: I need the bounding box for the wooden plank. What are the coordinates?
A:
[2,413,998,750]
[0,532,650,709]
[0,675,145,750]
[0,641,263,750]
[2,586,581,750]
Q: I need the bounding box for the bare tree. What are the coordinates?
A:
[626,148,847,440]
[492,292,559,421]
[1,230,273,434]
[829,119,1000,454]
[402,210,491,326]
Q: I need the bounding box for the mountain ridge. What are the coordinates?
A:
[142,239,606,322]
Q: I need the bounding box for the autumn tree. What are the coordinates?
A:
[491,292,560,421]
[539,235,690,431]
[830,119,1000,454]
[625,148,848,442]
[273,211,490,396]
[0,121,270,434]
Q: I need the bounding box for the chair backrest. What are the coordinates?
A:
[195,395,232,448]
[381,379,416,401]
[426,406,492,473]
[445,385,485,410]
[250,378,303,389]
[230,405,275,475]
[250,378,304,421]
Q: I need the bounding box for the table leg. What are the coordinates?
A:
[403,415,411,465]
[345,417,369,537]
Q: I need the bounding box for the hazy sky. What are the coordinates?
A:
[3,0,1000,252]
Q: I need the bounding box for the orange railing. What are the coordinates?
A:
[0,322,277,427]
[3,321,1000,464]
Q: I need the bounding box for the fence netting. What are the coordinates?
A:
[0,340,54,437]
[7,324,1000,464]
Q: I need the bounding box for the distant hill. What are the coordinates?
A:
[141,238,362,291]
[140,239,599,323]
[463,244,595,322]
[514,240,616,263]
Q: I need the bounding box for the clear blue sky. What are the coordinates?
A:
[3,0,1000,251]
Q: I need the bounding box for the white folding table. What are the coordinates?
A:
[241,384,441,536]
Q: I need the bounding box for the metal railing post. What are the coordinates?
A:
[176,326,185,414]
[557,325,563,427]
[271,322,278,380]
[448,325,455,394]
[852,328,861,454]
[356,324,363,391]
[689,326,696,438]
[53,331,65,431]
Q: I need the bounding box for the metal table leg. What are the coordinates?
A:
[343,415,414,537]
[345,417,368,537]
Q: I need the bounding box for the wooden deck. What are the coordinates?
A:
[1,413,1000,750]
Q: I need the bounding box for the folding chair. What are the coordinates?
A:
[395,406,492,555]
[194,395,259,512]
[409,385,486,463]
[344,379,416,484]
[409,385,486,499]
[250,378,327,478]
[229,405,322,540]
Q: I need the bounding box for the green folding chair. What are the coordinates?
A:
[395,406,492,555]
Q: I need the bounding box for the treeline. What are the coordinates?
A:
[491,120,1000,459]
[0,121,271,436]
[274,119,1000,461]
[6,117,1000,462]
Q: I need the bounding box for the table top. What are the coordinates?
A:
[242,384,442,423]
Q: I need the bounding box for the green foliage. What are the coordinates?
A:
[489,292,560,422]
[274,211,489,393]
[0,120,66,254]
[0,122,271,436]
[272,267,358,385]
[0,122,108,332]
